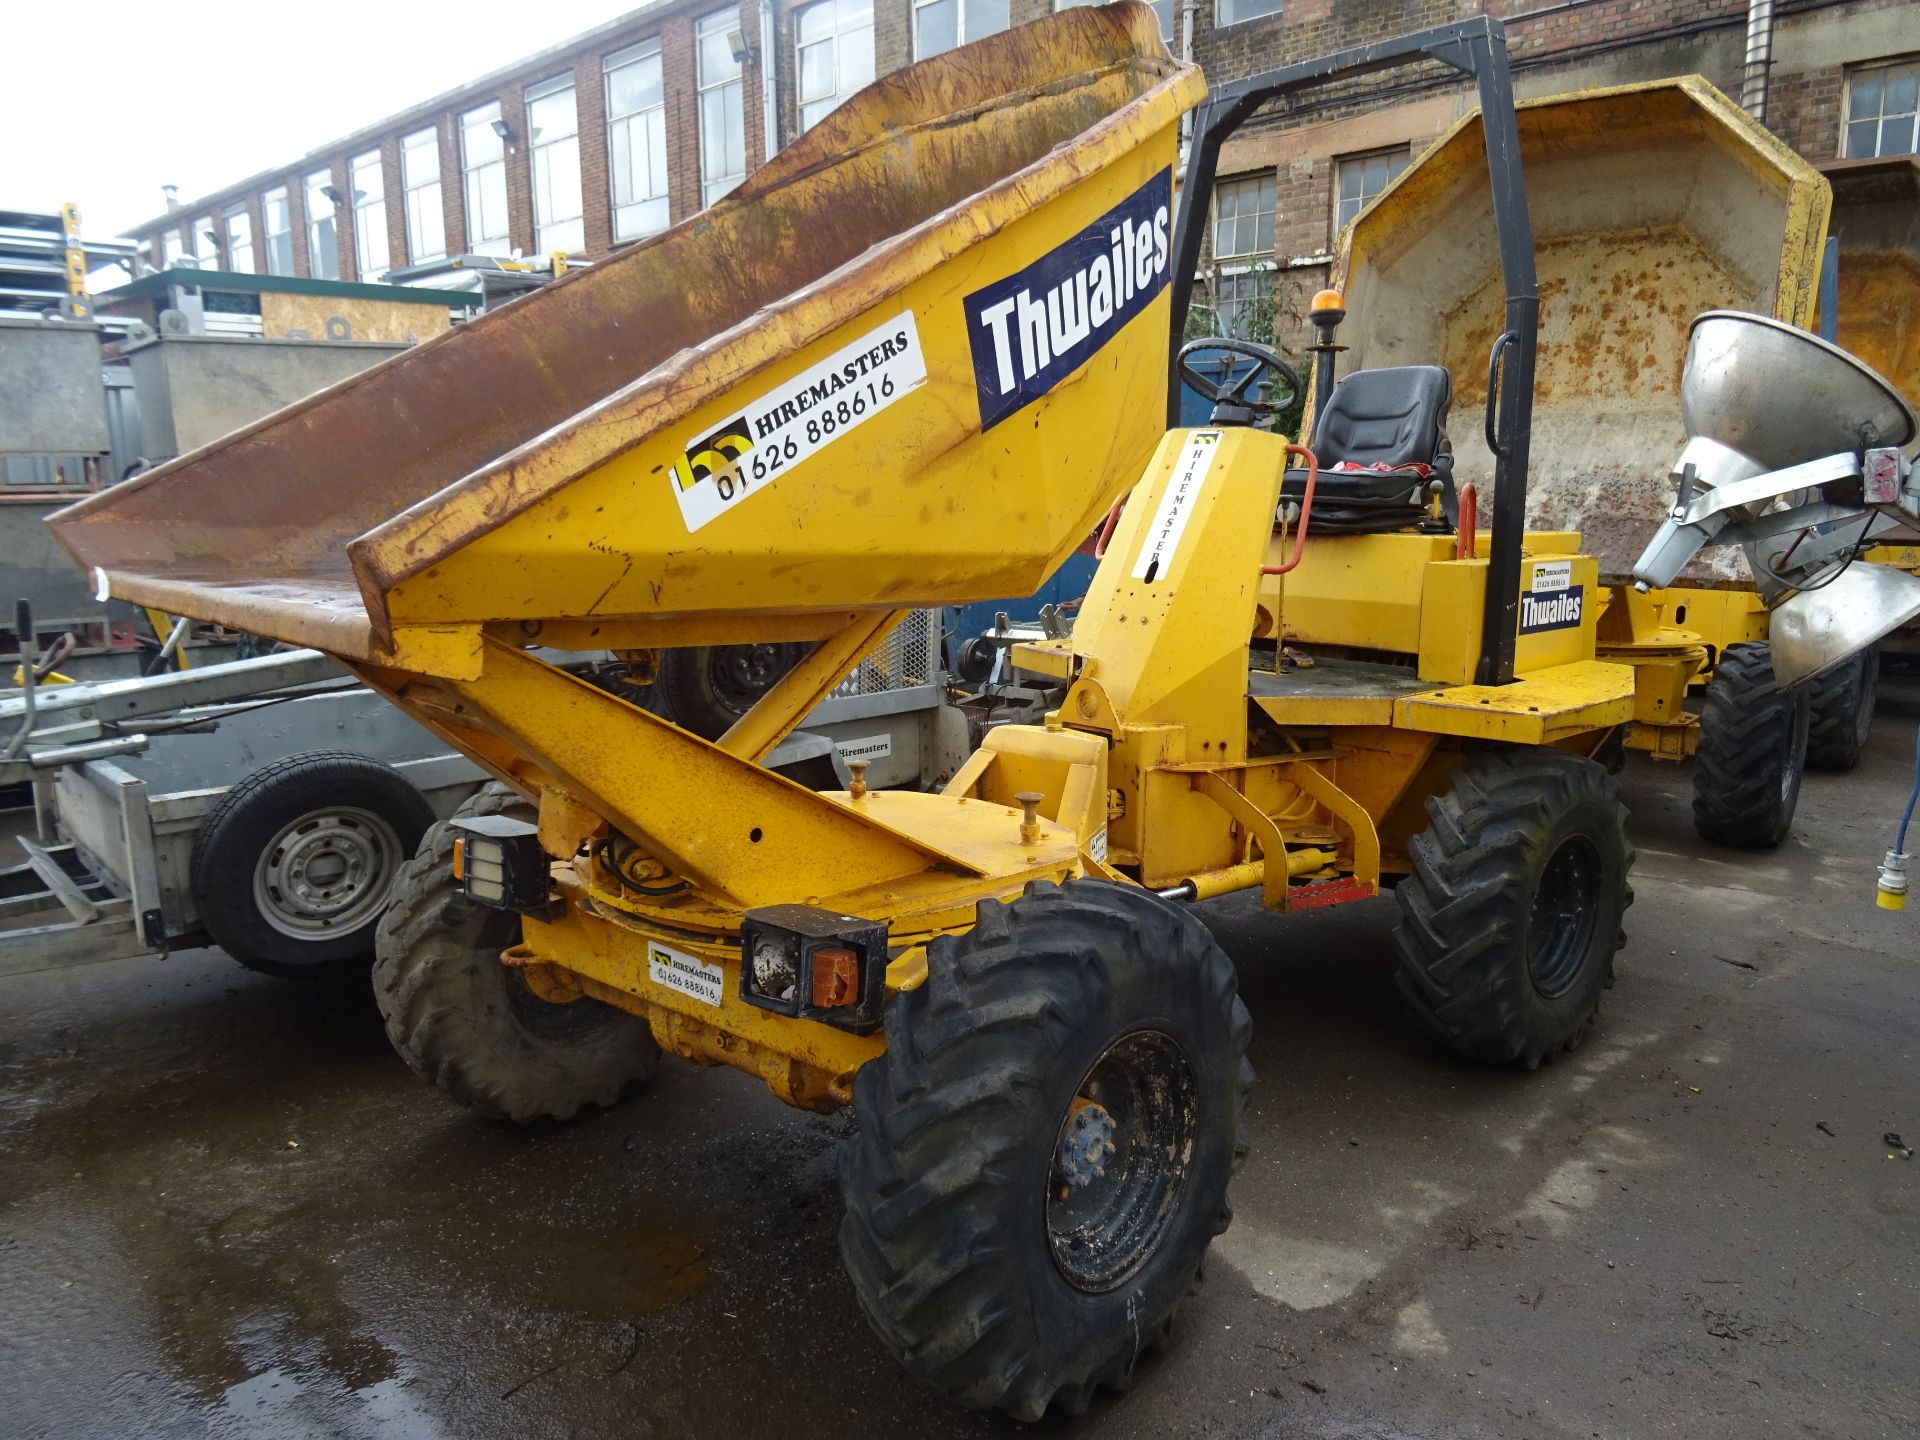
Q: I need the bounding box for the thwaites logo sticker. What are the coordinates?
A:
[965,169,1174,431]
[1520,559,1584,635]
[670,312,927,532]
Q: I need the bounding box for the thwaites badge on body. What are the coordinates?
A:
[670,312,928,532]
[1520,559,1584,635]
[648,941,724,1007]
[964,169,1174,431]
[1132,431,1221,581]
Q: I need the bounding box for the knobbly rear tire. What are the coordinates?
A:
[1691,642,1808,848]
[1805,644,1877,772]
[1393,749,1633,1069]
[372,783,660,1122]
[838,879,1252,1421]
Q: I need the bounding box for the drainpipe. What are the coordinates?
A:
[760,0,778,162]
[1740,0,1774,124]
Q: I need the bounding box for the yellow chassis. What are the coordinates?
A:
[353,427,1633,1111]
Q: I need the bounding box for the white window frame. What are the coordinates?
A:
[606,38,671,242]
[160,229,185,268]
[351,150,389,278]
[304,169,340,280]
[527,72,586,256]
[1842,58,1920,159]
[1216,0,1282,27]
[696,11,747,206]
[1333,146,1410,238]
[1056,0,1172,43]
[796,0,876,133]
[461,101,513,256]
[191,215,218,269]
[913,0,1009,59]
[1211,171,1276,262]
[262,185,295,276]
[223,204,254,274]
[401,126,446,265]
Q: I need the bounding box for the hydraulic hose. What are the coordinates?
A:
[1899,722,1920,855]
[1877,721,1920,911]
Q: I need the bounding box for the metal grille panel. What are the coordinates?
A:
[831,609,940,697]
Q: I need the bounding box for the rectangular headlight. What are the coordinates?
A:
[740,904,887,1034]
[449,814,555,915]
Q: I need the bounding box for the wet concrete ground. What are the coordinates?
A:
[4,692,1918,1440]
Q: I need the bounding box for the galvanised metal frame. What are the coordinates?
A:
[1167,16,1540,686]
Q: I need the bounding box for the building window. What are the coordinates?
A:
[161,229,184,268]
[224,205,254,274]
[402,127,446,264]
[914,0,1008,58]
[1058,0,1172,42]
[351,150,389,277]
[527,74,586,255]
[305,170,340,279]
[1333,147,1409,236]
[262,186,295,275]
[1212,172,1275,260]
[460,101,513,256]
[1209,268,1275,339]
[1208,174,1277,337]
[606,39,670,241]
[1217,0,1281,25]
[797,0,875,132]
[191,215,219,269]
[1844,60,1920,159]
[696,12,747,205]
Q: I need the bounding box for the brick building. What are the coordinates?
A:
[1188,0,1916,342]
[128,0,1917,344]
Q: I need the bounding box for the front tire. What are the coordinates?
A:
[1805,644,1877,772]
[838,879,1252,1420]
[1691,642,1808,847]
[373,783,661,1122]
[1393,749,1633,1068]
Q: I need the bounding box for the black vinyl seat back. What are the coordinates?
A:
[1281,364,1456,532]
[1312,365,1452,469]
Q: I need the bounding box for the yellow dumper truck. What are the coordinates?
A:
[52,8,1646,1417]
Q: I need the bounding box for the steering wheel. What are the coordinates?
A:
[1176,337,1301,422]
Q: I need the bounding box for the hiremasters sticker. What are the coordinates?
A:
[964,169,1173,431]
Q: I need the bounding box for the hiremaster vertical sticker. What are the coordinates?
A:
[669,312,928,533]
[1132,431,1221,582]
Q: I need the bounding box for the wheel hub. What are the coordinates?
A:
[1528,834,1602,998]
[1055,1098,1117,1188]
[253,806,404,940]
[1045,1029,1198,1293]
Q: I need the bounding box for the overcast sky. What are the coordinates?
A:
[3,0,648,241]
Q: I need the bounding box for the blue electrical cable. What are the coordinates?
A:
[1899,721,1920,855]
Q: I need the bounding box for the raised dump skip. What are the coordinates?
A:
[1820,156,1919,403]
[1335,76,1827,584]
[52,6,1200,668]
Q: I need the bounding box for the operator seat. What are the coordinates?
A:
[1280,365,1454,533]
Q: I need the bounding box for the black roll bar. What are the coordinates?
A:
[1168,17,1539,686]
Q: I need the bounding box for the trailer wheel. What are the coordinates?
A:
[1805,644,1877,772]
[839,879,1252,1421]
[1691,642,1808,847]
[655,643,806,741]
[373,783,660,1123]
[190,750,437,979]
[1393,749,1633,1069]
